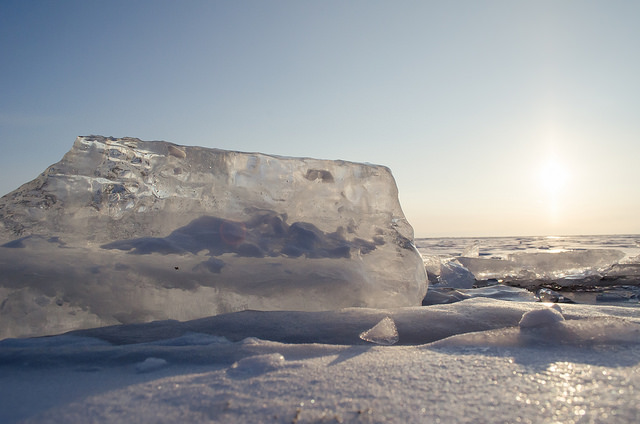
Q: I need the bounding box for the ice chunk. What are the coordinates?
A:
[422,255,476,288]
[437,258,476,288]
[135,357,168,373]
[359,317,399,345]
[458,249,626,286]
[604,263,640,277]
[536,288,575,303]
[422,287,471,305]
[519,307,565,329]
[0,136,426,338]
[595,288,639,303]
[424,282,535,305]
[422,254,442,284]
[460,285,537,302]
[228,353,286,377]
[508,249,624,278]
[461,240,480,257]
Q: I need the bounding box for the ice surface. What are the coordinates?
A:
[419,236,640,312]
[135,357,168,373]
[359,316,399,345]
[419,236,640,291]
[0,136,426,338]
[458,249,626,283]
[423,284,537,305]
[1,297,640,423]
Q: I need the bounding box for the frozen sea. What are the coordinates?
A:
[419,234,640,306]
[1,234,639,423]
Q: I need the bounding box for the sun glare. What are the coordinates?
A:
[534,156,573,226]
[538,159,570,195]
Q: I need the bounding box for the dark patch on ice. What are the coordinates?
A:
[104,237,186,255]
[47,236,65,246]
[422,287,471,305]
[1,235,67,249]
[328,345,373,366]
[167,144,186,159]
[1,237,28,248]
[227,353,287,379]
[305,169,334,183]
[114,263,130,271]
[101,210,377,260]
[194,257,225,273]
[536,288,575,303]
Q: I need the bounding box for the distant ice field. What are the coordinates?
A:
[417,234,640,259]
[418,234,640,307]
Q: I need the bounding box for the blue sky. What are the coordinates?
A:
[1,0,639,237]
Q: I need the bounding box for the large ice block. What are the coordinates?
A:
[0,136,426,338]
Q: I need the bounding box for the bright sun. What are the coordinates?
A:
[538,159,570,195]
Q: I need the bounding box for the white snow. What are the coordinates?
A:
[228,353,286,376]
[1,297,639,423]
[518,306,565,328]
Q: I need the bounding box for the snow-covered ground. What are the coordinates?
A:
[2,297,639,423]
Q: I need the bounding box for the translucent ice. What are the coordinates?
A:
[359,316,399,345]
[424,256,476,288]
[437,258,476,288]
[461,240,480,257]
[536,288,574,304]
[457,249,626,286]
[0,136,426,338]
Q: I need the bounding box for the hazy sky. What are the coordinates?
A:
[1,0,639,237]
